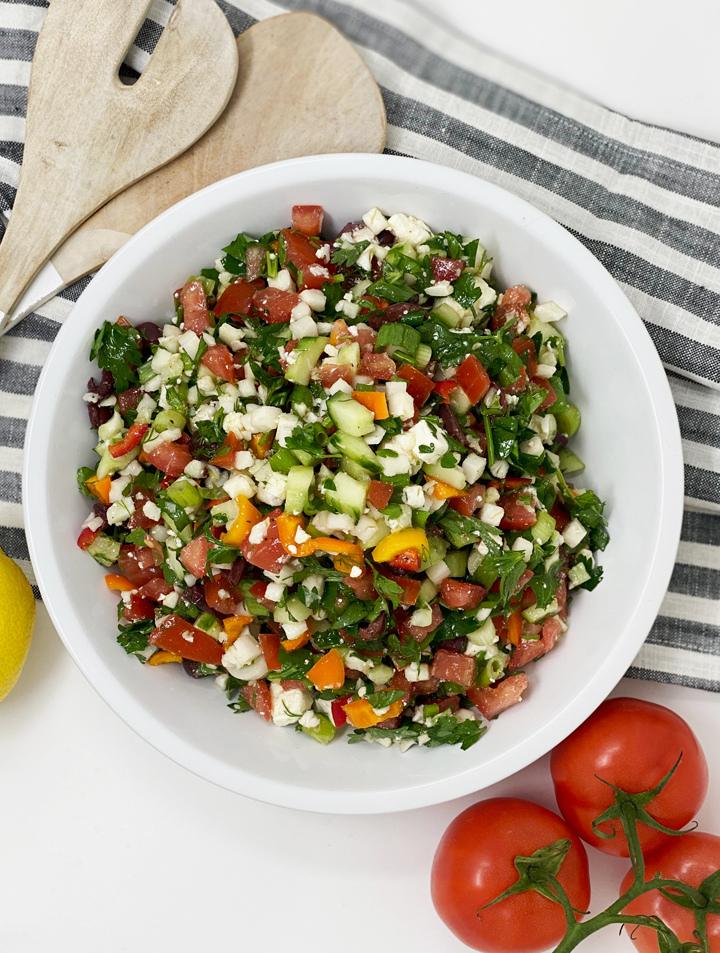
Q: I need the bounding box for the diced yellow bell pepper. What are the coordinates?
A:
[372,527,429,564]
[148,650,183,666]
[221,494,262,547]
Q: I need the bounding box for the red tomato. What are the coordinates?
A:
[439,578,487,610]
[121,593,156,622]
[499,491,537,530]
[253,286,302,323]
[150,614,224,665]
[368,480,394,510]
[240,681,272,721]
[550,498,570,531]
[180,535,212,580]
[551,697,709,857]
[343,570,378,601]
[508,619,560,671]
[117,544,161,587]
[449,483,486,517]
[258,632,281,671]
[398,363,434,406]
[512,337,538,376]
[433,379,457,402]
[430,256,464,282]
[430,648,476,687]
[203,578,236,615]
[281,229,333,289]
[467,673,528,720]
[531,376,557,412]
[126,487,160,531]
[431,797,590,953]
[388,548,421,572]
[491,284,532,331]
[249,581,275,612]
[138,576,173,602]
[331,695,352,727]
[359,351,397,381]
[502,364,529,396]
[145,441,193,478]
[214,278,264,317]
[108,422,148,459]
[620,833,720,952]
[291,205,324,235]
[201,344,235,383]
[180,279,211,335]
[320,363,354,388]
[397,602,443,640]
[77,526,99,550]
[456,354,491,404]
[241,513,291,574]
[376,568,420,605]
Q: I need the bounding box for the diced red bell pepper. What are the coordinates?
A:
[77,526,99,550]
[149,614,224,665]
[258,632,282,672]
[456,354,491,405]
[331,694,353,728]
[108,422,148,459]
[398,364,434,408]
[388,548,421,572]
[433,379,457,403]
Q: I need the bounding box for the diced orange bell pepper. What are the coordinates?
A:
[221,494,262,547]
[86,473,112,505]
[148,650,183,666]
[427,478,468,500]
[507,608,523,646]
[307,648,345,690]
[281,626,311,652]
[342,697,405,729]
[250,431,274,459]
[104,573,135,592]
[372,527,429,564]
[222,614,254,645]
[276,512,307,554]
[295,536,364,572]
[351,390,389,420]
[210,431,241,469]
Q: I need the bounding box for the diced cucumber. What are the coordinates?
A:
[325,471,368,520]
[301,713,336,745]
[449,385,471,415]
[368,663,394,685]
[98,411,124,442]
[165,547,186,584]
[86,534,121,568]
[292,448,314,467]
[327,392,375,437]
[569,562,591,587]
[96,445,140,480]
[342,457,374,482]
[522,599,559,624]
[424,461,466,490]
[432,302,462,329]
[527,316,566,344]
[558,449,585,474]
[274,595,312,625]
[444,550,468,578]
[195,612,224,640]
[419,578,438,603]
[386,240,417,263]
[166,479,202,510]
[285,466,314,515]
[328,431,381,472]
[531,510,556,544]
[555,405,581,437]
[270,447,300,474]
[284,336,329,386]
[337,342,360,371]
[419,536,447,572]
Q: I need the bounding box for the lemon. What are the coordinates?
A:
[0,545,35,702]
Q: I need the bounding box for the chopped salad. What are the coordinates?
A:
[77,204,608,752]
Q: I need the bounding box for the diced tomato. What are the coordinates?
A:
[144,441,193,478]
[359,296,387,316]
[253,286,302,323]
[180,535,212,579]
[77,526,99,550]
[320,363,354,389]
[245,245,265,282]
[214,278,264,317]
[343,570,378,601]
[431,649,476,688]
[376,567,421,606]
[108,422,147,459]
[121,593,156,622]
[500,491,537,530]
[210,431,241,469]
[512,337,538,376]
[551,499,571,532]
[258,632,281,672]
[240,681,272,721]
[430,256,464,282]
[388,549,421,572]
[118,544,162,587]
[491,285,532,332]
[368,480,394,510]
[241,512,291,574]
[282,229,334,289]
[180,279,211,335]
[201,344,235,383]
[439,578,487,610]
[504,477,533,489]
[502,364,529,396]
[354,326,377,352]
[513,568,535,597]
[456,354,491,405]
[389,668,439,698]
[249,581,275,612]
[448,483,486,517]
[398,602,443,641]
[509,617,561,671]
[467,673,529,719]
[149,614,224,665]
[531,376,557,411]
[398,364,434,407]
[139,576,173,602]
[126,488,160,530]
[291,205,324,236]
[203,578,236,615]
[433,379,457,403]
[331,695,352,727]
[359,351,397,381]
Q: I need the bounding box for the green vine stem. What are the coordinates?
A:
[479,755,719,953]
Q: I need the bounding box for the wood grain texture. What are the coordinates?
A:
[0,0,238,321]
[50,12,387,287]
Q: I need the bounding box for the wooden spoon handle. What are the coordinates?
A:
[0,0,237,324]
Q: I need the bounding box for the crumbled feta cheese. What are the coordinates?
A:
[328,378,353,396]
[236,379,257,398]
[176,330,201,360]
[534,301,567,322]
[196,375,216,396]
[364,424,386,446]
[106,499,135,525]
[340,224,374,243]
[256,471,287,506]
[362,207,389,235]
[234,450,254,470]
[402,484,425,508]
[299,710,321,730]
[512,537,534,561]
[218,322,244,347]
[143,427,182,453]
[248,519,269,545]
[312,511,355,535]
[267,268,296,292]
[425,280,454,297]
[562,519,587,549]
[534,363,556,379]
[274,413,299,448]
[462,453,486,483]
[222,472,257,500]
[385,380,415,420]
[335,295,360,320]
[290,301,312,322]
[290,314,318,340]
[480,502,504,527]
[519,436,544,456]
[489,459,509,479]
[345,652,372,675]
[108,475,131,504]
[142,500,162,522]
[270,681,313,727]
[315,244,331,262]
[385,504,413,533]
[299,288,326,311]
[386,213,433,246]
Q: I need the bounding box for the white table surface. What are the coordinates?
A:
[4,2,719,951]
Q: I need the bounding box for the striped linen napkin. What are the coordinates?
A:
[0,0,718,690]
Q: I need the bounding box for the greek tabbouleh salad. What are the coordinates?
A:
[77,204,608,752]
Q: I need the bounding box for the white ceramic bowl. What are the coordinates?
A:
[24,154,683,813]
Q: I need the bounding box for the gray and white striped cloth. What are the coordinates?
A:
[1,0,718,690]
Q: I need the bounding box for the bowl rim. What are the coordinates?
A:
[23,153,684,813]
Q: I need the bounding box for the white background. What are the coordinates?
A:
[4,1,720,951]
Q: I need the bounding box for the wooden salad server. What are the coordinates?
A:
[0,12,386,336]
[0,0,239,334]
